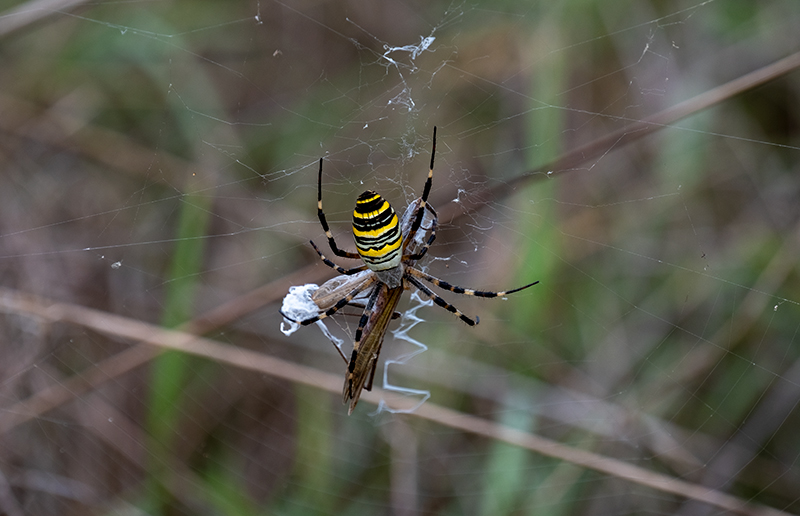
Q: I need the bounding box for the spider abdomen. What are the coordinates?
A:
[352,191,402,271]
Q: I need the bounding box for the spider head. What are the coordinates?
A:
[352,190,402,271]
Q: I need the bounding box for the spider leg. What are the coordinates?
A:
[310,240,367,275]
[405,205,438,262]
[317,158,361,260]
[285,275,376,327]
[343,284,383,392]
[406,127,436,242]
[353,284,382,345]
[406,267,539,297]
[405,274,479,326]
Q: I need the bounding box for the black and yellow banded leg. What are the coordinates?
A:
[317,158,361,260]
[310,240,367,275]
[342,285,382,395]
[285,275,376,328]
[406,267,539,297]
[405,275,479,326]
[352,284,382,357]
[405,207,438,262]
[407,126,437,241]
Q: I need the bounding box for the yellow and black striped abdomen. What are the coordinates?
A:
[352,191,402,271]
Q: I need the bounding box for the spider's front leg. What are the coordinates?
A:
[282,275,376,327]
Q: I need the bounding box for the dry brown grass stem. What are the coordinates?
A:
[439,49,800,223]
[0,263,332,435]
[0,287,789,516]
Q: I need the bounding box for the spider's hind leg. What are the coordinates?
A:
[316,158,361,260]
[407,127,437,240]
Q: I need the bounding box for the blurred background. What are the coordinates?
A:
[1,0,800,514]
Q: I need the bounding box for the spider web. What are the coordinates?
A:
[1,0,800,515]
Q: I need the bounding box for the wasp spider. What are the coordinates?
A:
[283,127,538,413]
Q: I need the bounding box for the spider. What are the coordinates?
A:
[282,127,538,414]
